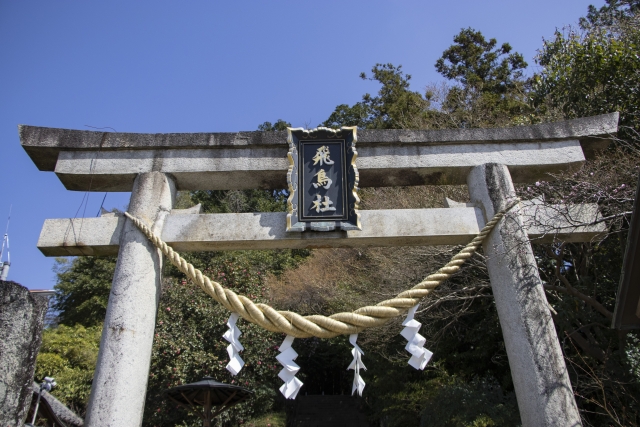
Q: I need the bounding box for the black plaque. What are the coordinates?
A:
[286,127,361,232]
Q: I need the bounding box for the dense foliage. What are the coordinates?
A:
[145,253,284,426]
[533,7,640,139]
[35,324,101,416]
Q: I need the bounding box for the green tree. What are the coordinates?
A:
[52,256,116,327]
[322,30,531,131]
[527,5,640,424]
[45,249,305,425]
[257,119,291,131]
[580,0,640,28]
[322,63,429,129]
[320,102,372,129]
[191,189,287,215]
[435,28,528,95]
[419,376,519,427]
[434,28,532,128]
[519,155,640,426]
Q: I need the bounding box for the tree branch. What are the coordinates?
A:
[545,284,613,320]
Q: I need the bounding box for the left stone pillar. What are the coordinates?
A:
[85,172,175,427]
[0,281,48,426]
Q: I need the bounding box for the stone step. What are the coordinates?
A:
[288,395,370,427]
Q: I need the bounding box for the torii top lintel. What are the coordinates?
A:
[19,113,618,192]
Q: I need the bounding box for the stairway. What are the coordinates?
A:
[288,395,370,427]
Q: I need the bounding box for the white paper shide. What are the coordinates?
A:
[401,304,433,370]
[276,335,303,399]
[223,313,245,376]
[347,334,366,396]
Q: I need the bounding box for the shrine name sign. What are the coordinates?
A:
[286,127,360,232]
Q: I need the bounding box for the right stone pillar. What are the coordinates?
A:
[467,163,581,427]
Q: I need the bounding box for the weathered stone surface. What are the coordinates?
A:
[49,139,588,191]
[36,204,606,256]
[0,281,48,427]
[38,216,124,256]
[468,164,581,427]
[19,113,618,171]
[170,203,202,215]
[84,172,176,427]
[20,114,619,191]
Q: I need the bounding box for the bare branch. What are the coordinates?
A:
[543,245,613,320]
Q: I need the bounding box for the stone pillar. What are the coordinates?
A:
[0,281,48,426]
[467,163,581,427]
[85,172,176,427]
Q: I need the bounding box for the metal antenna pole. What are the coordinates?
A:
[0,205,10,281]
[30,377,56,425]
[0,205,9,259]
[30,384,43,426]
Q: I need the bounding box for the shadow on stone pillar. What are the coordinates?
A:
[0,281,48,426]
[468,163,582,427]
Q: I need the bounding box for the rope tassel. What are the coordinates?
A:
[223,313,245,375]
[347,334,366,396]
[401,305,433,370]
[276,335,303,399]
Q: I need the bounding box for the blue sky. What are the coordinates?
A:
[1,0,604,290]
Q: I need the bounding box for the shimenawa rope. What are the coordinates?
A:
[124,199,519,338]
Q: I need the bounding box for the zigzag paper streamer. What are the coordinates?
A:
[223,313,245,376]
[276,335,303,399]
[347,334,366,396]
[401,304,433,370]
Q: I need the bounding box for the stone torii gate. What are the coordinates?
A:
[21,113,617,427]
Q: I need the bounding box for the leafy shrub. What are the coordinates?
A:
[35,324,102,416]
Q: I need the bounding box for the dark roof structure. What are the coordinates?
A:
[164,377,253,427]
[612,171,640,330]
[165,377,253,406]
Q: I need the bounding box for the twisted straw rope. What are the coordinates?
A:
[125,200,519,338]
